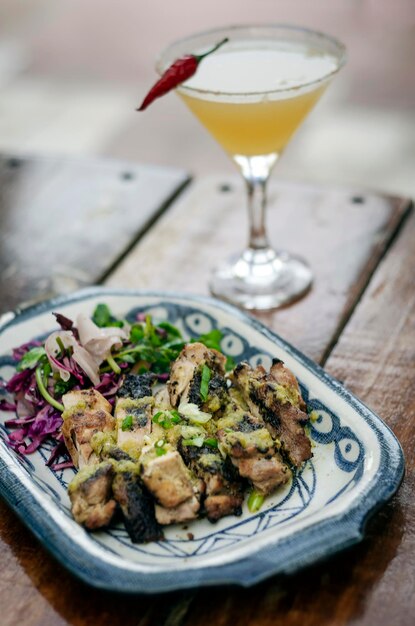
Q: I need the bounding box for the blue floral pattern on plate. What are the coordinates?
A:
[0,289,404,593]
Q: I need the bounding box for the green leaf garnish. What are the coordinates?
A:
[17,347,46,371]
[192,329,222,352]
[130,324,145,343]
[225,355,236,371]
[121,415,133,431]
[157,321,182,339]
[200,364,211,402]
[54,375,76,397]
[92,303,124,328]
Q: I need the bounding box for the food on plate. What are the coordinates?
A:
[1,304,312,543]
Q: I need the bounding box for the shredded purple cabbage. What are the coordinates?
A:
[95,372,122,397]
[6,405,63,455]
[12,340,42,362]
[52,312,74,331]
[6,368,34,393]
[0,399,16,411]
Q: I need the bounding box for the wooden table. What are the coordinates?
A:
[0,153,414,626]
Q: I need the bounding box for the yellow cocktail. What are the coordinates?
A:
[179,44,336,158]
[158,27,346,309]
[180,83,326,157]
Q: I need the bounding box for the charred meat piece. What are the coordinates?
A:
[112,460,163,542]
[230,361,311,467]
[187,370,229,413]
[62,389,115,468]
[216,392,290,495]
[118,373,156,399]
[178,439,244,521]
[68,461,116,529]
[168,342,226,407]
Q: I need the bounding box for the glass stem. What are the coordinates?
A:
[234,154,278,251]
[246,177,268,249]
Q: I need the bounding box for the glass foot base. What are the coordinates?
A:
[209,247,312,311]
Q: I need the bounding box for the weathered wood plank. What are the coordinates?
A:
[0,497,188,626]
[180,212,415,626]
[0,172,412,626]
[0,153,189,313]
[106,175,410,361]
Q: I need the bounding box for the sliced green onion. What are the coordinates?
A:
[247,490,265,513]
[121,415,133,431]
[155,438,167,456]
[178,402,212,424]
[35,367,64,412]
[106,352,121,375]
[152,411,177,429]
[204,437,218,448]
[200,364,211,402]
[182,436,204,448]
[56,336,66,357]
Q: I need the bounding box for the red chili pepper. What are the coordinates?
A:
[137,37,229,111]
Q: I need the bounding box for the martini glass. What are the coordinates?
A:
[157,26,346,310]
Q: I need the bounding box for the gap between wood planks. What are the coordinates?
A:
[319,197,414,367]
[96,176,191,286]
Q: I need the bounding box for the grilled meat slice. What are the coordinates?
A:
[115,373,156,459]
[62,389,115,468]
[154,386,173,410]
[146,386,204,524]
[154,476,203,525]
[168,342,227,407]
[68,461,116,529]
[112,460,163,542]
[140,448,195,508]
[230,361,311,467]
[62,388,112,413]
[115,396,154,456]
[216,393,290,494]
[178,440,244,521]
